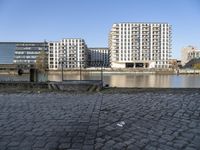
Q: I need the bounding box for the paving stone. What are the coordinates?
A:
[104,140,116,146]
[113,142,126,149]
[158,144,174,150]
[71,143,82,149]
[104,126,115,131]
[124,138,136,145]
[45,140,59,149]
[96,137,105,143]
[127,144,140,150]
[84,139,95,145]
[6,147,19,150]
[7,141,20,147]
[59,143,71,149]
[0,146,6,150]
[0,91,200,149]
[18,146,32,150]
[173,140,188,149]
[95,143,104,149]
[33,140,46,148]
[82,145,94,150]
[184,146,198,150]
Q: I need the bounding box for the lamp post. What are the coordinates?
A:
[72,45,81,80]
[80,60,82,80]
[101,60,103,87]
[61,60,63,81]
[59,57,64,82]
[60,45,67,82]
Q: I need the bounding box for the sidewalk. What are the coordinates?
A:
[0,89,199,150]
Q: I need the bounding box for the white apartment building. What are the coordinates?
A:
[109,23,172,69]
[88,48,110,67]
[181,46,200,66]
[48,38,88,70]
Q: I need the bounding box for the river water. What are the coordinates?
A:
[49,73,200,88]
[1,73,200,88]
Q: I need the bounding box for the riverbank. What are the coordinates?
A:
[1,68,200,75]
[2,73,200,88]
[0,81,200,93]
[47,68,174,75]
[0,81,103,93]
[101,87,200,94]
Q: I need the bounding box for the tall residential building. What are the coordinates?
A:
[13,42,48,68]
[181,46,199,66]
[109,22,172,68]
[88,48,110,67]
[48,38,88,70]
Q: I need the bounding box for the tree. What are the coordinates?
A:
[35,50,48,73]
[193,63,200,69]
[169,59,178,70]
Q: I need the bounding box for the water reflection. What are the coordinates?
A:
[171,75,200,88]
[0,73,199,88]
[48,73,200,88]
[102,74,171,87]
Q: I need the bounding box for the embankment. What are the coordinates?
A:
[0,81,102,92]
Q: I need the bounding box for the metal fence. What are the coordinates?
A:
[0,61,106,83]
[59,61,104,83]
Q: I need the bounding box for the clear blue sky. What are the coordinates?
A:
[0,0,200,59]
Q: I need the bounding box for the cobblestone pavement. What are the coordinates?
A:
[0,90,200,150]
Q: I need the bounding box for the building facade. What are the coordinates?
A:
[0,42,17,64]
[109,23,172,69]
[188,50,200,60]
[13,42,48,68]
[48,38,88,70]
[88,48,110,67]
[181,46,200,66]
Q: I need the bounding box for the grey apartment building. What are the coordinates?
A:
[109,22,172,69]
[88,47,110,67]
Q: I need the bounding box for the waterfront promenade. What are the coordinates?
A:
[0,89,200,150]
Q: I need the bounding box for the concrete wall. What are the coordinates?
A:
[0,81,102,92]
[111,62,126,68]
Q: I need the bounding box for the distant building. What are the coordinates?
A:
[13,42,48,68]
[0,42,16,64]
[188,50,200,61]
[169,59,182,69]
[0,64,18,71]
[48,38,88,70]
[109,22,172,69]
[177,60,182,68]
[181,46,200,66]
[88,48,110,67]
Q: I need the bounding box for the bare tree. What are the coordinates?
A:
[193,63,200,69]
[35,50,48,73]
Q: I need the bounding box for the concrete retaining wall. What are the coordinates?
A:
[48,81,102,92]
[0,81,103,92]
[0,82,48,89]
[179,69,200,74]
